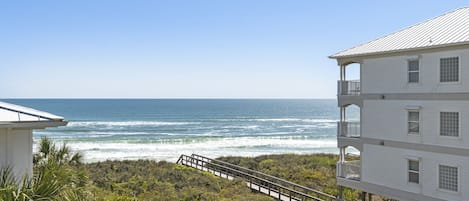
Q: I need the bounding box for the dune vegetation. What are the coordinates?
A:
[0,138,388,201]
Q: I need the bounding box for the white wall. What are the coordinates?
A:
[362,144,469,201]
[362,99,469,148]
[0,130,5,167]
[0,128,33,181]
[361,48,469,94]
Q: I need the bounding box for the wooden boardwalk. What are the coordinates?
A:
[177,154,338,201]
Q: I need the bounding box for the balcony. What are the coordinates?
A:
[337,121,360,138]
[337,160,361,181]
[337,80,360,96]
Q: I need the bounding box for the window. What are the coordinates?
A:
[440,112,459,137]
[408,111,420,134]
[439,165,458,192]
[408,60,419,83]
[440,57,459,82]
[408,160,419,184]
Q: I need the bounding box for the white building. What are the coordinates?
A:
[330,7,469,201]
[0,101,67,180]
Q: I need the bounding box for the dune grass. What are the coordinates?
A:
[1,138,394,200]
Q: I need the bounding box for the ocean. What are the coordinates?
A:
[3,99,358,163]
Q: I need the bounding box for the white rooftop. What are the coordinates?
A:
[0,101,64,123]
[330,7,469,59]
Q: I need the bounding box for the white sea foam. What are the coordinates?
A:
[34,137,338,163]
[253,118,337,123]
[279,123,335,129]
[68,121,198,127]
[221,125,259,129]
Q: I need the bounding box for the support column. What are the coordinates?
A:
[339,107,346,122]
[339,147,345,162]
[340,65,346,81]
[361,192,366,201]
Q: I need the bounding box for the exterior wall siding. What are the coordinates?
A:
[343,47,469,200]
[362,144,469,201]
[0,129,6,168]
[362,99,469,148]
[362,48,469,94]
[0,129,33,180]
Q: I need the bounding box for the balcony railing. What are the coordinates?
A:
[337,121,360,137]
[337,80,360,96]
[337,161,361,181]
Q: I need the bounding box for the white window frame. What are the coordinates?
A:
[438,164,460,193]
[439,111,461,138]
[407,110,420,135]
[439,56,461,84]
[407,159,420,184]
[407,58,420,84]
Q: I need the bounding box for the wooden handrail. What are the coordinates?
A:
[191,154,337,200]
[177,154,337,201]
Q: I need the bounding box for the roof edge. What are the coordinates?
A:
[329,6,469,60]
[329,41,469,60]
[0,120,68,129]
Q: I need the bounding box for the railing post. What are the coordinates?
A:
[268,183,271,195]
[278,187,281,200]
[178,154,337,201]
[338,186,343,201]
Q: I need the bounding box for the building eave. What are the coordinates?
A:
[330,41,469,60]
[329,42,469,66]
[0,120,68,129]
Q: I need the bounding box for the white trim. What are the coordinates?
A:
[406,58,420,84]
[405,105,422,110]
[406,158,421,185]
[407,109,420,135]
[406,55,420,60]
[405,155,421,161]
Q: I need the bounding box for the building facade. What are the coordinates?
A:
[331,7,469,201]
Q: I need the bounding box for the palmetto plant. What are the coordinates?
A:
[0,137,93,201]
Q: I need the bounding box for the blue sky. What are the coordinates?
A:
[0,1,466,98]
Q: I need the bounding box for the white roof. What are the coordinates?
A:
[330,7,469,59]
[0,101,64,123]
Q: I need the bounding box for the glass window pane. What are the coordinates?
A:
[408,72,419,83]
[408,60,419,71]
[408,122,419,133]
[408,160,419,171]
[408,111,419,121]
[440,112,459,137]
[439,165,458,192]
[409,172,419,183]
[440,57,459,82]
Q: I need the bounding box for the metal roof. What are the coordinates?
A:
[0,101,64,122]
[330,7,469,59]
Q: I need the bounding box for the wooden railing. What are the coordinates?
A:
[177,154,338,201]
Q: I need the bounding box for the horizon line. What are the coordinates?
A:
[1,97,337,100]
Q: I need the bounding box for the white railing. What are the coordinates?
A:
[337,121,360,137]
[337,161,360,181]
[337,80,360,96]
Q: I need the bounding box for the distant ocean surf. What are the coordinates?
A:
[4,99,358,162]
